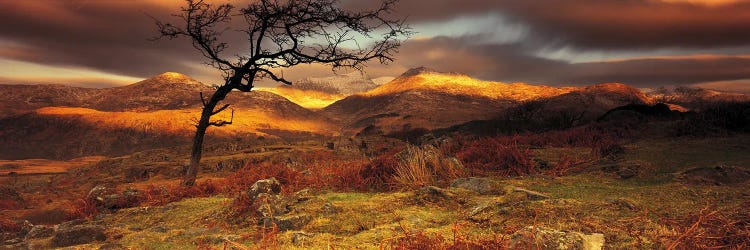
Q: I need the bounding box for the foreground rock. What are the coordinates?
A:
[51,224,107,247]
[87,185,141,210]
[413,186,460,206]
[243,178,312,231]
[24,225,54,240]
[247,177,282,201]
[450,177,506,195]
[510,226,604,250]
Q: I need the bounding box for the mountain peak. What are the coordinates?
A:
[398,67,439,78]
[130,72,205,88]
[153,72,197,82]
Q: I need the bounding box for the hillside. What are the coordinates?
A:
[257,72,378,109]
[0,73,338,159]
[322,68,654,136]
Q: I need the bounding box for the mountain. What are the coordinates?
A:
[257,72,380,109]
[289,71,380,95]
[0,84,100,118]
[0,72,338,159]
[90,72,208,111]
[322,68,654,136]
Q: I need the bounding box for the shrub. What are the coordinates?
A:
[141,180,224,206]
[0,218,21,233]
[359,151,399,191]
[455,138,535,176]
[391,145,466,189]
[592,139,625,160]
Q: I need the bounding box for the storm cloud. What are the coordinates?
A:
[1,0,749,92]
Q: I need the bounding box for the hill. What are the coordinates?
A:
[0,73,338,159]
[322,68,653,136]
[257,72,379,109]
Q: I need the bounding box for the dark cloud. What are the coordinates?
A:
[1,0,750,92]
[378,36,750,87]
[344,0,750,50]
[0,1,232,80]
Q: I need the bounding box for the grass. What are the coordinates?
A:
[4,129,749,249]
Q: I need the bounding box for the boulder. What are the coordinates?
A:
[247,177,282,201]
[261,214,312,231]
[413,186,457,205]
[450,177,505,195]
[510,226,604,250]
[255,193,292,218]
[51,225,107,247]
[291,231,314,246]
[321,202,342,216]
[24,225,54,240]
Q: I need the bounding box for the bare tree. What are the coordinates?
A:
[155,0,410,186]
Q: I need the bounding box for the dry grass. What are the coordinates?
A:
[391,145,466,189]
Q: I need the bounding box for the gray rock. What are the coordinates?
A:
[414,186,456,204]
[261,214,312,231]
[51,225,106,247]
[450,177,505,195]
[616,163,640,179]
[255,193,292,218]
[321,202,341,216]
[291,231,314,245]
[247,177,282,201]
[24,225,54,240]
[510,226,604,250]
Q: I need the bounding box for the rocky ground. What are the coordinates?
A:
[1,135,749,249]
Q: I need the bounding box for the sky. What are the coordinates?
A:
[1,0,750,93]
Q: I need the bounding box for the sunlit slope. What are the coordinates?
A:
[35,106,336,136]
[365,71,573,101]
[323,68,657,135]
[255,87,346,110]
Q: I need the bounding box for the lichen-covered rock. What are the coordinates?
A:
[51,225,106,247]
[450,177,505,195]
[260,214,312,231]
[24,225,54,240]
[321,202,342,216]
[247,177,282,201]
[510,226,604,250]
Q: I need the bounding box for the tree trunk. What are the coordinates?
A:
[183,108,212,186]
[183,85,232,186]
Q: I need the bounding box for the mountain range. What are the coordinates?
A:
[0,68,747,159]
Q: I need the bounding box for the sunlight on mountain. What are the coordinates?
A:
[365,72,573,101]
[256,88,347,109]
[35,107,335,136]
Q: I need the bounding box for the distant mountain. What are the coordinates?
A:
[288,71,380,95]
[322,68,655,136]
[0,84,99,118]
[257,72,380,109]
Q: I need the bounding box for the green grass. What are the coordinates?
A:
[49,135,750,249]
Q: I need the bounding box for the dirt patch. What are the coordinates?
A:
[677,165,750,185]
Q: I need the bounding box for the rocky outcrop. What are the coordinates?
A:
[51,224,107,247]
[450,177,506,195]
[510,226,604,250]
